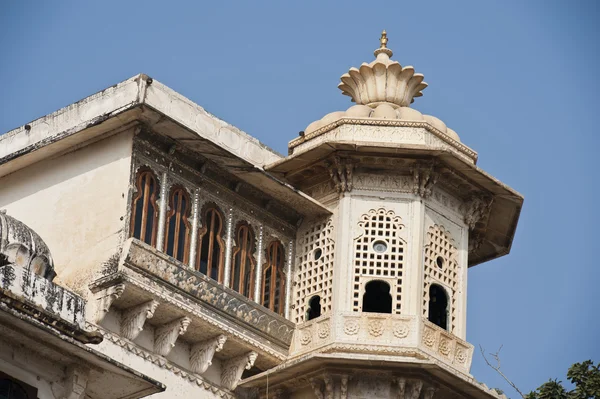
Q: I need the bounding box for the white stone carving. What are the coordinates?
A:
[368,320,384,337]
[412,164,438,198]
[221,351,258,391]
[463,195,493,230]
[154,316,191,357]
[121,299,159,340]
[94,283,125,323]
[393,322,410,338]
[344,319,359,335]
[190,334,227,374]
[325,156,355,193]
[340,375,349,399]
[310,376,334,399]
[300,330,312,345]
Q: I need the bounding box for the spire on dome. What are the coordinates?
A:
[338,31,427,108]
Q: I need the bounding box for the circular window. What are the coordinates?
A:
[436,256,444,269]
[372,240,388,253]
[313,248,322,261]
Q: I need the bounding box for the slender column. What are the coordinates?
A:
[156,170,169,251]
[223,208,234,287]
[284,239,294,319]
[253,225,264,302]
[188,189,201,269]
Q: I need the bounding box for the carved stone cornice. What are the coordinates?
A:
[221,351,258,391]
[154,316,191,357]
[190,334,227,374]
[121,299,159,340]
[94,283,125,323]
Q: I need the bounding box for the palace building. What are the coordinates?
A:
[0,32,522,399]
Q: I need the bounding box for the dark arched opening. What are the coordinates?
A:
[428,284,449,330]
[362,280,392,313]
[306,295,322,321]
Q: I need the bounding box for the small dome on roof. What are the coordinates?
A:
[0,210,56,281]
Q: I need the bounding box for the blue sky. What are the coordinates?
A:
[1,0,598,395]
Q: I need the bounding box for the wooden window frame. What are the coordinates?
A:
[261,240,286,315]
[231,222,256,298]
[130,168,160,246]
[164,185,192,264]
[196,203,226,283]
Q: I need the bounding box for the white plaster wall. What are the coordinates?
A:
[0,130,134,297]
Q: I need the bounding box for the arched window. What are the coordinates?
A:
[130,168,160,246]
[231,222,256,298]
[428,284,449,330]
[164,186,191,264]
[196,204,225,282]
[362,280,392,314]
[306,295,321,321]
[0,379,33,399]
[262,240,286,315]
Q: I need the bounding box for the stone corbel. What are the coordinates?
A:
[423,386,438,399]
[121,299,159,340]
[272,388,287,399]
[154,316,191,357]
[340,375,350,399]
[190,334,227,374]
[94,283,125,323]
[221,351,258,391]
[63,365,89,399]
[325,156,355,194]
[310,376,334,399]
[463,195,493,230]
[412,164,438,199]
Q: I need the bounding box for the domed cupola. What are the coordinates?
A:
[0,210,56,281]
[299,31,463,145]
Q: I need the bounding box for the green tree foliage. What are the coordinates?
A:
[525,361,600,399]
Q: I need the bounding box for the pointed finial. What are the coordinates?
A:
[380,30,388,49]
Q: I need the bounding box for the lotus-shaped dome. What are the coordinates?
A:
[338,31,427,107]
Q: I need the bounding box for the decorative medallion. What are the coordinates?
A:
[300,331,312,346]
[392,322,409,338]
[439,338,451,356]
[317,323,330,339]
[344,319,360,335]
[423,330,436,347]
[455,348,467,364]
[368,320,384,337]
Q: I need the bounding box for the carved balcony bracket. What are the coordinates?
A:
[221,351,258,391]
[94,283,125,323]
[423,386,438,399]
[463,195,493,230]
[325,156,355,194]
[340,375,350,399]
[190,334,227,374]
[64,365,89,399]
[310,375,334,399]
[154,316,191,357]
[121,299,160,340]
[411,163,438,199]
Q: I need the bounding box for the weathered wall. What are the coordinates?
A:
[0,130,134,297]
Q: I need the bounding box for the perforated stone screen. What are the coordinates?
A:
[423,224,459,332]
[352,208,405,313]
[293,219,334,323]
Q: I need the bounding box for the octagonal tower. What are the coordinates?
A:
[242,32,523,399]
